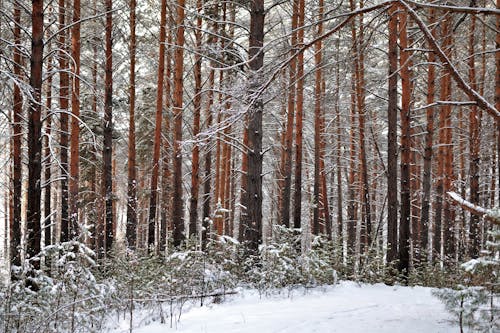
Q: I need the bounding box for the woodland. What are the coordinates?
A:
[0,0,498,332]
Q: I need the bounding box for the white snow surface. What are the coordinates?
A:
[111,281,458,333]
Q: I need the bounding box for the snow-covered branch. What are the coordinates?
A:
[447,191,500,224]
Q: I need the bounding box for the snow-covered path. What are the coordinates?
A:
[113,281,458,333]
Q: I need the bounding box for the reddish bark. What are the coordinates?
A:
[69,0,81,237]
[293,0,305,229]
[278,0,298,228]
[147,0,167,252]
[59,0,70,242]
[11,0,23,271]
[172,0,186,247]
[189,0,203,238]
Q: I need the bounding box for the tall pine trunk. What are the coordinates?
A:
[241,0,265,253]
[468,13,481,258]
[102,0,114,256]
[189,0,203,238]
[172,0,186,247]
[11,0,23,274]
[398,8,411,275]
[59,0,70,242]
[147,0,167,252]
[278,0,298,228]
[420,8,436,260]
[313,0,324,236]
[386,4,399,265]
[69,0,81,237]
[27,0,44,276]
[293,0,305,229]
[126,0,138,249]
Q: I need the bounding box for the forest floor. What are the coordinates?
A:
[110,281,458,333]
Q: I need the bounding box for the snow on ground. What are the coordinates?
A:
[111,281,458,333]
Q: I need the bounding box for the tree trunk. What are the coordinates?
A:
[147,0,167,252]
[189,0,203,239]
[11,0,23,273]
[27,0,44,277]
[59,0,70,243]
[347,77,358,256]
[436,15,455,262]
[398,8,411,275]
[420,8,436,260]
[69,0,81,238]
[313,0,324,236]
[126,0,138,249]
[293,0,305,229]
[468,13,480,259]
[496,0,500,208]
[103,0,114,256]
[44,57,53,249]
[278,0,298,228]
[335,45,343,247]
[354,0,371,253]
[160,22,173,253]
[241,0,265,253]
[202,68,215,248]
[172,0,186,247]
[386,4,399,265]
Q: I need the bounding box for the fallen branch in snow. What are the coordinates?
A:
[447,192,500,225]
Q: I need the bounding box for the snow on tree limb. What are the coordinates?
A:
[407,1,500,15]
[447,191,500,224]
[401,0,500,120]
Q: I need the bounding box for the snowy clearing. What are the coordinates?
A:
[110,281,458,333]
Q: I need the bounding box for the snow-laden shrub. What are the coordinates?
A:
[0,241,115,333]
[434,226,499,332]
[247,226,337,294]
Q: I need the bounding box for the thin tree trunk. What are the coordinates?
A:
[398,8,411,275]
[89,0,99,251]
[436,15,455,262]
[11,0,23,273]
[44,58,53,249]
[386,4,399,265]
[202,68,215,248]
[278,0,298,228]
[335,45,343,247]
[59,0,70,243]
[468,13,480,259]
[160,22,173,253]
[319,87,331,238]
[172,0,186,247]
[103,0,114,256]
[189,0,203,239]
[126,0,137,249]
[293,0,305,229]
[147,0,167,252]
[496,0,500,207]
[69,0,81,238]
[313,0,324,236]
[420,9,436,260]
[347,77,358,256]
[354,0,371,252]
